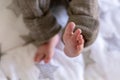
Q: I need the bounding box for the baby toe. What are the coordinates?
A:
[34,52,44,62]
[74,29,81,37]
[44,52,53,63]
[76,35,83,44]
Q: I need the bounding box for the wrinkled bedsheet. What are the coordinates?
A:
[84,0,120,80]
[0,0,120,80]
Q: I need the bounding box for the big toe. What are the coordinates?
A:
[64,22,76,35]
[44,52,54,63]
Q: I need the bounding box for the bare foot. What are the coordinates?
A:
[63,22,84,57]
[34,35,59,63]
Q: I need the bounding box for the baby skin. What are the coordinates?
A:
[34,22,84,63]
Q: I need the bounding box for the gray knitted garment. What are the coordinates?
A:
[9,0,99,47]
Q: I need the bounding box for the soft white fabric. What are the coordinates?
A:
[1,0,120,80]
[84,0,120,80]
[0,0,84,80]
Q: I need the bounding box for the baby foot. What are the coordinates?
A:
[34,35,59,63]
[63,22,84,57]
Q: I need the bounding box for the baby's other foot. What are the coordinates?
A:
[63,22,84,57]
[34,35,59,63]
[34,43,54,63]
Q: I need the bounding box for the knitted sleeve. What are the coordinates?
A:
[17,0,61,46]
[67,0,99,47]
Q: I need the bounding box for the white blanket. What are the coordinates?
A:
[84,0,120,80]
[0,0,120,80]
